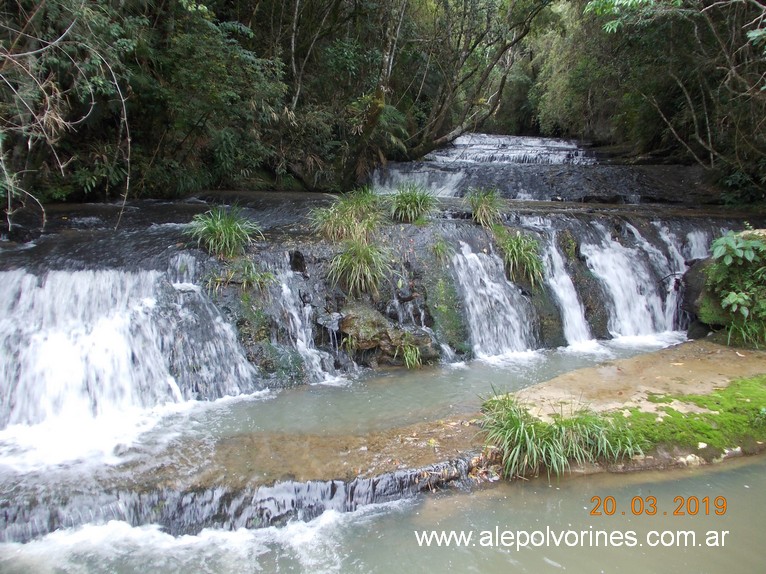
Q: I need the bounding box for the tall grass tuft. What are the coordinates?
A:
[390,183,436,223]
[309,186,384,241]
[481,395,643,480]
[492,225,544,287]
[185,206,263,259]
[328,238,392,297]
[465,187,503,228]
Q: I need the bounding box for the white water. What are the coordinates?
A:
[685,229,712,259]
[543,235,593,346]
[268,259,345,386]
[3,459,764,573]
[580,223,669,337]
[426,133,595,165]
[451,242,536,357]
[0,263,259,467]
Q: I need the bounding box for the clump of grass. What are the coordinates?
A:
[309,186,384,241]
[397,342,422,369]
[492,224,544,287]
[465,187,503,229]
[328,238,392,297]
[237,260,276,291]
[185,206,263,259]
[390,183,436,223]
[481,395,643,480]
[431,236,455,264]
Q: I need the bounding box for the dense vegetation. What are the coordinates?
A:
[2,0,764,229]
[705,229,766,347]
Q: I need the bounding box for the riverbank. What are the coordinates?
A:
[147,339,766,492]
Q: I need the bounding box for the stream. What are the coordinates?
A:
[0,135,762,572]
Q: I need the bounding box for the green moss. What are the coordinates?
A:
[697,289,729,327]
[259,342,307,385]
[560,230,578,261]
[427,275,470,355]
[624,375,766,451]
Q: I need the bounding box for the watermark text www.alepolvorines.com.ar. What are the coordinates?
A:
[414,526,730,550]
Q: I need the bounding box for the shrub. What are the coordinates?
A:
[706,229,766,347]
[465,187,503,228]
[185,206,263,259]
[309,186,384,241]
[481,395,642,479]
[328,238,392,297]
[492,225,544,287]
[390,183,436,223]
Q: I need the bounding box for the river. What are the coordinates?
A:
[0,134,763,572]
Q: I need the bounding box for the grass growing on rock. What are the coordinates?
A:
[185,206,263,259]
[483,375,766,480]
[309,186,384,241]
[389,183,436,223]
[481,395,643,479]
[492,224,544,287]
[465,187,503,229]
[328,238,392,297]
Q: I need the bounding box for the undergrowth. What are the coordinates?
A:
[492,224,544,287]
[390,183,436,223]
[185,206,263,259]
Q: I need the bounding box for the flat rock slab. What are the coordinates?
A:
[514,340,766,419]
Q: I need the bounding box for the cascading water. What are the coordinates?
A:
[372,133,595,198]
[451,242,536,357]
[0,254,261,465]
[267,256,343,385]
[542,234,593,346]
[578,222,678,337]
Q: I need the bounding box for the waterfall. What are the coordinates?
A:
[579,223,668,337]
[451,242,536,357]
[269,259,343,385]
[372,134,594,198]
[685,229,712,259]
[0,260,262,466]
[426,134,595,165]
[542,235,593,346]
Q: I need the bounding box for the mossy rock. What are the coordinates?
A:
[340,301,440,365]
[339,302,391,350]
[696,290,730,328]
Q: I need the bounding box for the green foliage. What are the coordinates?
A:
[185,206,263,259]
[492,225,544,287]
[431,237,456,264]
[481,395,643,480]
[237,260,276,292]
[389,183,436,223]
[465,188,504,229]
[395,340,422,369]
[309,187,384,241]
[328,239,392,297]
[706,230,766,347]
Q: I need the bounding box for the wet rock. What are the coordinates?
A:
[339,301,440,366]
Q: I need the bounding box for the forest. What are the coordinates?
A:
[1,0,765,214]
